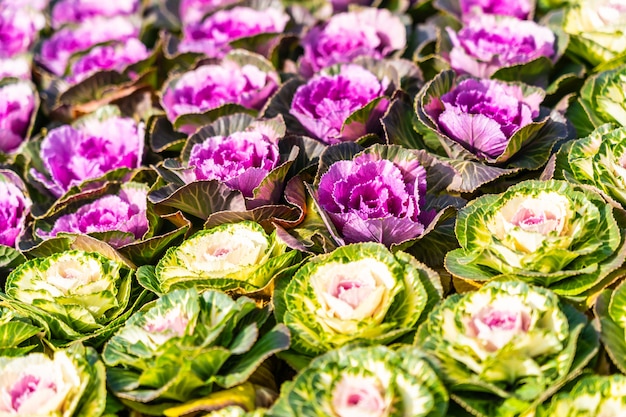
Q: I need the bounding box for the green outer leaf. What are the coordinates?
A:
[596,281,626,374]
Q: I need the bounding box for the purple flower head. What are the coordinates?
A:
[0,6,39,58]
[460,0,532,19]
[38,16,139,76]
[0,81,35,154]
[0,170,31,248]
[31,116,144,197]
[38,183,149,247]
[0,56,31,79]
[290,65,388,144]
[317,150,428,246]
[52,0,140,29]
[162,61,279,134]
[179,7,289,59]
[447,14,555,78]
[179,0,239,25]
[300,8,406,76]
[426,78,542,159]
[67,39,150,84]
[188,131,280,197]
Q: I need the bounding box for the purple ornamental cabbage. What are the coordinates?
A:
[179,0,239,25]
[290,64,388,144]
[0,81,35,154]
[67,39,150,84]
[447,14,555,78]
[38,16,139,76]
[0,170,31,248]
[425,78,542,159]
[300,8,406,76]
[187,131,280,197]
[317,151,429,246]
[38,184,149,247]
[162,62,279,134]
[459,0,532,19]
[0,5,40,58]
[31,117,144,197]
[179,6,289,58]
[51,0,140,29]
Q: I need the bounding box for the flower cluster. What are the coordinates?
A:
[1,1,626,416]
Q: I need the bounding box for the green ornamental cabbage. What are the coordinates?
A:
[537,375,626,416]
[416,280,598,417]
[445,179,625,300]
[0,307,42,357]
[268,344,448,417]
[144,221,301,295]
[0,343,106,417]
[555,124,626,208]
[595,279,626,374]
[1,250,136,345]
[274,242,442,362]
[102,288,290,415]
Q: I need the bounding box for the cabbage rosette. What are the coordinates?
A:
[141,221,301,295]
[555,124,626,208]
[562,0,626,67]
[0,170,31,270]
[268,344,448,417]
[407,70,567,192]
[445,179,625,299]
[102,288,290,414]
[274,242,442,363]
[1,250,137,345]
[416,280,598,417]
[0,343,107,417]
[536,375,626,416]
[568,64,626,138]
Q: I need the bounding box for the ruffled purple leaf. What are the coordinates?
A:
[161,51,279,134]
[37,16,139,76]
[290,64,388,144]
[0,56,31,79]
[0,80,36,154]
[0,5,41,58]
[37,183,149,248]
[0,170,31,248]
[315,144,430,247]
[179,0,239,25]
[179,6,289,59]
[31,115,144,197]
[446,13,555,78]
[299,7,406,76]
[67,39,150,84]
[51,0,141,29]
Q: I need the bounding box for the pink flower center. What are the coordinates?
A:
[510,207,559,234]
[332,278,371,309]
[10,375,55,412]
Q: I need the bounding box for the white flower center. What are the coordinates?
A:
[331,375,388,417]
[490,192,571,253]
[310,258,395,325]
[143,306,190,346]
[45,255,103,294]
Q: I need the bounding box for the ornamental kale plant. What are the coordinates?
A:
[445,180,626,300]
[2,250,136,345]
[0,344,106,417]
[290,64,389,144]
[299,7,406,76]
[179,6,289,58]
[30,112,144,197]
[37,182,149,247]
[416,280,599,417]
[275,242,441,361]
[146,221,300,294]
[103,288,290,414]
[445,13,556,80]
[268,345,449,417]
[0,80,36,154]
